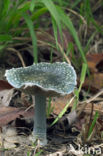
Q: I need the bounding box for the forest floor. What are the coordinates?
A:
[0,1,103,156]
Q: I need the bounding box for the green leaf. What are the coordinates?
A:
[80,63,87,84]
[72,63,87,110]
[31,7,48,21]
[23,13,38,63]
[30,0,36,12]
[52,17,58,49]
[2,0,10,17]
[56,6,87,65]
[0,44,7,51]
[51,97,74,126]
[41,0,63,46]
[41,0,61,27]
[0,34,12,42]
[88,111,99,138]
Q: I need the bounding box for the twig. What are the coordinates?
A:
[66,8,87,25]
[81,89,103,104]
[13,37,31,41]
[77,89,103,117]
[7,47,26,67]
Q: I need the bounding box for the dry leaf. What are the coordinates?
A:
[86,53,103,73]
[0,89,14,106]
[0,80,14,106]
[0,127,30,149]
[0,80,13,91]
[0,107,34,127]
[51,95,73,115]
[84,73,103,90]
[81,53,103,91]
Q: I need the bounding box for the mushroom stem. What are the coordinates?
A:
[33,93,47,146]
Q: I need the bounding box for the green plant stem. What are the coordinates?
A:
[33,93,47,146]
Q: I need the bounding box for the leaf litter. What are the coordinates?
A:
[0,6,103,156]
[0,58,103,155]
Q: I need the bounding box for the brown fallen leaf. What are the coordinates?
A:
[0,80,13,91]
[0,80,14,106]
[51,94,73,115]
[86,53,103,73]
[82,53,103,91]
[83,73,103,91]
[0,89,14,106]
[0,107,34,127]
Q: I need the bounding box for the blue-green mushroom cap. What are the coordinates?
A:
[5,62,77,96]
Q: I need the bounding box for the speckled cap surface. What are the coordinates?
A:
[5,62,77,96]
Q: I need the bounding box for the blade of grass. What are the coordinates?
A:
[0,35,12,42]
[31,7,48,21]
[47,97,54,118]
[84,31,97,54]
[2,0,10,17]
[30,0,36,12]
[35,150,43,156]
[57,0,63,6]
[56,6,87,65]
[8,2,30,28]
[66,42,74,57]
[41,0,63,47]
[67,42,80,69]
[41,0,61,27]
[84,0,92,24]
[72,63,87,110]
[0,44,7,51]
[51,96,74,126]
[18,1,30,12]
[88,111,99,138]
[23,13,38,63]
[79,63,87,91]
[71,0,82,9]
[52,17,59,50]
[90,18,103,35]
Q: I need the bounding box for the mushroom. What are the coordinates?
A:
[5,62,77,146]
